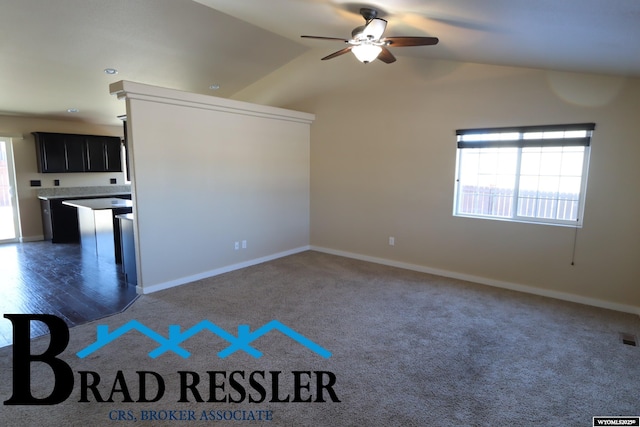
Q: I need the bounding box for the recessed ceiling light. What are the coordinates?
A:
[209,84,220,90]
[67,108,80,113]
[104,68,118,75]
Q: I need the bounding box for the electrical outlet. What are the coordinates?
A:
[389,236,395,246]
[234,241,240,250]
[242,240,247,249]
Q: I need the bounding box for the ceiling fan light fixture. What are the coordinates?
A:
[352,44,382,63]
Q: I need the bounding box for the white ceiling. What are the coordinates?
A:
[1,0,639,126]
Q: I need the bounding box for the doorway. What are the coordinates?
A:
[0,138,20,242]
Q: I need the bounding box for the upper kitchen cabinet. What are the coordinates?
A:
[33,132,122,173]
[34,132,67,172]
[86,136,123,172]
[63,134,88,172]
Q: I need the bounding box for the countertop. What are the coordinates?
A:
[37,185,131,200]
[116,213,134,221]
[39,193,131,201]
[62,198,133,210]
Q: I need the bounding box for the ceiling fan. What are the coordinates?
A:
[301,7,439,64]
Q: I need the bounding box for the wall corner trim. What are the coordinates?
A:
[109,80,315,125]
[310,246,640,316]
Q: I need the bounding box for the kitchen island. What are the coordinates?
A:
[39,191,131,243]
[62,198,133,263]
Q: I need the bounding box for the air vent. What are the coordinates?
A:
[620,333,637,347]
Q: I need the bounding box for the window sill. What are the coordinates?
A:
[453,213,583,228]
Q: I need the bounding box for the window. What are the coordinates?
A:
[453,123,594,226]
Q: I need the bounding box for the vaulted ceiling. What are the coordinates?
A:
[1,0,639,125]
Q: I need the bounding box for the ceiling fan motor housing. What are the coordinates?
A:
[360,8,378,21]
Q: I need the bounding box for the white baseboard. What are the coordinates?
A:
[20,235,45,243]
[135,243,640,316]
[310,246,640,316]
[138,245,311,295]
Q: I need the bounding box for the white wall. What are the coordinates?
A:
[112,81,314,293]
[233,54,640,313]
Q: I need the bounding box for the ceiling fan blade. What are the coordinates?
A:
[377,46,396,64]
[301,35,349,42]
[321,46,353,61]
[384,36,439,47]
[362,18,387,39]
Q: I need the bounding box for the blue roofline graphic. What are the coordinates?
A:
[76,320,331,359]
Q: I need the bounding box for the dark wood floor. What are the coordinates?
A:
[0,241,138,347]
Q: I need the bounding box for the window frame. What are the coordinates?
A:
[453,123,594,227]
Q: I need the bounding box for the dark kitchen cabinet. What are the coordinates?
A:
[40,199,54,240]
[117,213,137,286]
[64,135,88,172]
[86,136,122,172]
[103,138,123,172]
[35,133,67,173]
[33,132,122,173]
[118,115,131,181]
[41,198,81,243]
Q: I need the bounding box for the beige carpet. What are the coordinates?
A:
[1,251,639,426]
